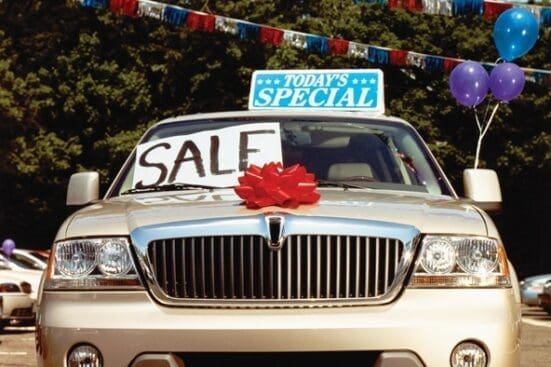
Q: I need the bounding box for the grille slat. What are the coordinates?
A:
[336,236,341,298]
[384,238,390,293]
[229,237,234,298]
[345,236,350,298]
[287,236,292,299]
[325,235,330,299]
[374,238,380,297]
[190,238,196,297]
[149,235,404,303]
[296,236,302,299]
[365,238,370,297]
[256,237,265,298]
[219,237,225,298]
[200,238,206,298]
[171,239,177,297]
[355,236,360,298]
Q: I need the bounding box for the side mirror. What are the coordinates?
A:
[463,169,502,214]
[66,172,100,206]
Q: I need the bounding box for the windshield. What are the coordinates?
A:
[110,117,453,197]
[2,253,42,270]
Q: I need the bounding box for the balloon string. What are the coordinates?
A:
[474,102,500,169]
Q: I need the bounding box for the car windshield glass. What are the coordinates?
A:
[7,252,42,270]
[110,118,452,197]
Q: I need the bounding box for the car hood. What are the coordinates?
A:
[61,188,487,239]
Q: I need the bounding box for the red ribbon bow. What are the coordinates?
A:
[234,163,320,209]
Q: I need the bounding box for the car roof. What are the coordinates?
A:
[523,274,551,283]
[153,110,413,128]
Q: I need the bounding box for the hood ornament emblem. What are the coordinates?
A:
[265,214,286,250]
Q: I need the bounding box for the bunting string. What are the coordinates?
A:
[354,0,551,25]
[79,0,551,88]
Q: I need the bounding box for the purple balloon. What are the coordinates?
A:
[449,61,489,107]
[1,238,15,257]
[489,63,525,102]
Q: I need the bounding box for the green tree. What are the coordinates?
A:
[0,0,548,276]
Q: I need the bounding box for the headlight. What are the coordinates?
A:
[44,238,143,290]
[0,283,21,293]
[409,235,510,288]
[19,281,32,294]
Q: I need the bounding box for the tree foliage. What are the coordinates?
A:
[0,0,549,275]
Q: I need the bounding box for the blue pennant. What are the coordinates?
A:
[80,0,108,9]
[425,56,444,73]
[354,0,387,5]
[306,35,329,55]
[368,47,389,65]
[452,0,484,16]
[237,22,260,40]
[541,8,551,26]
[162,6,189,27]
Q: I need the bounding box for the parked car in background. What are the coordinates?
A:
[538,280,551,315]
[520,274,551,306]
[0,257,41,301]
[27,249,50,263]
[0,277,35,330]
[12,249,48,270]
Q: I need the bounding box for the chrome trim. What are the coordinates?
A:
[265,214,286,250]
[131,214,421,308]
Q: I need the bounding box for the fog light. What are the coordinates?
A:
[451,341,487,367]
[68,344,102,367]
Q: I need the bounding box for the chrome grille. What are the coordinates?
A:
[148,235,404,302]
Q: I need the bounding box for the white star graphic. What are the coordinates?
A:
[258,79,264,85]
[370,78,377,84]
[361,78,367,85]
[352,78,359,85]
[274,79,280,85]
[266,79,272,85]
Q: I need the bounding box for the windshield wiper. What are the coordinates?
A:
[317,180,369,190]
[121,182,222,195]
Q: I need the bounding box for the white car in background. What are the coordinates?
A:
[0,257,42,301]
[0,276,35,330]
[11,249,48,270]
[2,249,47,271]
[520,274,551,306]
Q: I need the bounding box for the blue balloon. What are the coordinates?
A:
[493,8,539,61]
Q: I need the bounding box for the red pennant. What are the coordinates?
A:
[402,0,423,12]
[328,39,350,55]
[389,50,408,66]
[186,12,216,32]
[483,1,513,20]
[109,0,138,17]
[444,58,461,73]
[259,26,284,46]
[234,163,320,209]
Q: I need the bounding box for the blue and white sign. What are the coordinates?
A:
[249,69,385,113]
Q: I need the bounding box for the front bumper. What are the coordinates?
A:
[37,288,520,367]
[1,294,35,323]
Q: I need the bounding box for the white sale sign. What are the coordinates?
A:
[132,123,282,188]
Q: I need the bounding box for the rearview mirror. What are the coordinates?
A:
[463,169,502,213]
[66,172,99,206]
